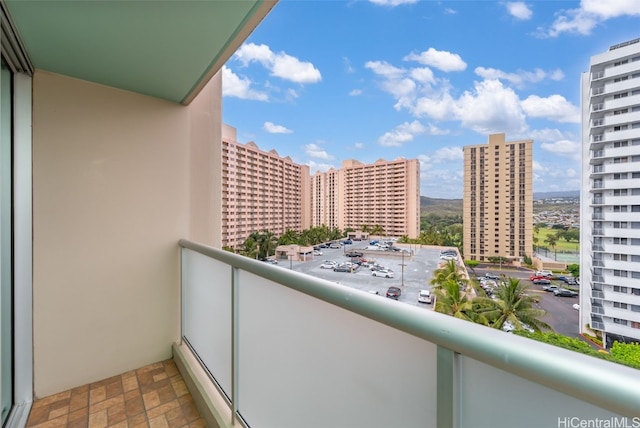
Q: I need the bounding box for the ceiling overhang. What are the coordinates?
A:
[5,0,277,104]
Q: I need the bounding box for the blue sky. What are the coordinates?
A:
[221,0,640,198]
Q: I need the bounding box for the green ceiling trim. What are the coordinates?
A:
[5,0,271,104]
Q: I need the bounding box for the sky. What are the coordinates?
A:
[221,0,640,198]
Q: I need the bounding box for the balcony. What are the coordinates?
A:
[176,239,640,428]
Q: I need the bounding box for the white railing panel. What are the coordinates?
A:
[458,356,619,428]
[182,248,232,398]
[236,270,437,428]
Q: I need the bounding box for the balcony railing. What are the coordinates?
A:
[179,239,640,428]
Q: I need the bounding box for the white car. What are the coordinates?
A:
[372,269,394,278]
[313,250,323,256]
[418,289,432,304]
[535,270,553,277]
[320,261,337,269]
[572,303,580,310]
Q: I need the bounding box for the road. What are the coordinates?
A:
[473,266,580,338]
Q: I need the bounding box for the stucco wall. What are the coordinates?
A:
[32,71,219,396]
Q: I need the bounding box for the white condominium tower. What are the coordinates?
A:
[580,38,640,348]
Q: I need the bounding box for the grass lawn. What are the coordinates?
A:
[534,227,579,252]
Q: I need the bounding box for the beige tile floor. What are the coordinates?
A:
[26,359,205,428]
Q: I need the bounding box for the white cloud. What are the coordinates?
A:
[418,147,465,198]
[353,142,365,149]
[540,139,581,160]
[306,160,337,174]
[427,123,450,135]
[528,128,574,143]
[263,122,293,134]
[378,121,426,147]
[403,48,467,72]
[474,66,564,88]
[409,67,436,85]
[521,94,580,123]
[369,0,418,6]
[343,57,355,73]
[304,143,333,160]
[541,0,640,37]
[506,2,532,20]
[365,60,405,79]
[457,80,528,134]
[233,43,322,84]
[349,89,363,96]
[221,66,268,101]
[444,8,457,15]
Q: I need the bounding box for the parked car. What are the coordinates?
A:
[313,250,323,256]
[485,273,501,280]
[329,243,341,249]
[533,278,551,285]
[320,261,337,269]
[372,269,394,278]
[386,286,402,300]
[565,278,578,286]
[535,270,553,277]
[345,251,364,258]
[418,289,432,304]
[260,258,278,265]
[543,284,559,292]
[554,288,578,297]
[342,239,353,245]
[333,264,352,272]
[572,303,580,310]
[318,244,328,248]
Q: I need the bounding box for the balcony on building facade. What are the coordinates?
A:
[176,240,640,428]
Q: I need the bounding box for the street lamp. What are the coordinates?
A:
[399,250,406,288]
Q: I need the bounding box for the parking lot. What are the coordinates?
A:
[284,242,449,308]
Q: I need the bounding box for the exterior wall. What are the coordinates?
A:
[463,133,533,262]
[32,71,220,396]
[312,158,420,238]
[580,39,640,347]
[221,127,310,249]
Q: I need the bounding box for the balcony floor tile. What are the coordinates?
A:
[27,359,205,428]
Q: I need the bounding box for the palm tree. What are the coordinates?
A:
[433,279,488,324]
[545,233,558,260]
[258,230,278,259]
[370,224,385,237]
[476,277,551,333]
[278,229,299,246]
[430,259,468,290]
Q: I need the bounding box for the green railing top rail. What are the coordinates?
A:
[180,239,640,417]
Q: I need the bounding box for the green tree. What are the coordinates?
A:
[544,233,559,259]
[567,264,580,277]
[370,224,385,236]
[476,277,551,333]
[430,259,468,291]
[464,260,479,272]
[278,228,300,246]
[433,279,476,322]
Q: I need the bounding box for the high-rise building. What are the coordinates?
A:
[463,133,533,262]
[221,124,311,249]
[311,158,420,238]
[580,38,640,348]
